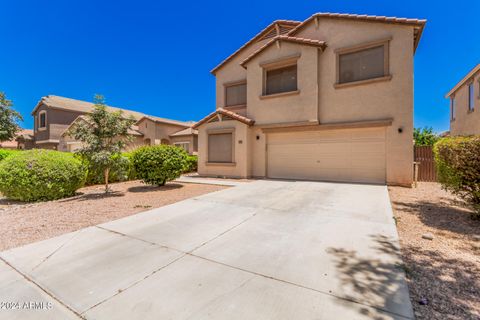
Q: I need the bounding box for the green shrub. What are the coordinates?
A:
[434,136,480,218]
[184,155,198,173]
[0,150,86,201]
[84,153,134,185]
[132,145,187,186]
[0,149,20,161]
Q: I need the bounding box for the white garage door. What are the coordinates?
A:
[267,127,386,184]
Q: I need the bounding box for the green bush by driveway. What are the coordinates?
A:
[434,136,480,218]
[132,145,187,186]
[0,150,86,201]
[0,149,20,161]
[84,153,135,185]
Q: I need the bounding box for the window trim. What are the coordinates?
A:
[262,61,298,97]
[174,141,190,152]
[335,37,392,88]
[450,96,456,121]
[468,80,475,112]
[206,128,235,165]
[38,110,47,131]
[223,79,247,108]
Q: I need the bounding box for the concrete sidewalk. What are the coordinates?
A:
[0,180,413,320]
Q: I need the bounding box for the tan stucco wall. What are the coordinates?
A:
[450,73,480,136]
[245,42,319,124]
[203,17,418,185]
[197,120,250,178]
[296,18,414,186]
[214,39,270,109]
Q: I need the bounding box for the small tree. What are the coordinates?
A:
[414,127,440,146]
[0,92,23,142]
[67,95,136,192]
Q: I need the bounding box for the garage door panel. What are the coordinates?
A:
[267,128,386,184]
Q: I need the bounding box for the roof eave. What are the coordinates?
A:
[210,20,301,75]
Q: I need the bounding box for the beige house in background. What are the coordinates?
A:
[194,12,426,186]
[445,63,480,136]
[22,95,198,154]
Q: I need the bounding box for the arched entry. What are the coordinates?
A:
[160,139,170,145]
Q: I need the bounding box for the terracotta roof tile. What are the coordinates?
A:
[169,127,199,137]
[31,95,193,127]
[193,108,254,129]
[240,36,327,67]
[288,12,426,51]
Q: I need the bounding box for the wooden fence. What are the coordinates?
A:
[414,146,437,182]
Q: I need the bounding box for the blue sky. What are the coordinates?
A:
[0,0,478,133]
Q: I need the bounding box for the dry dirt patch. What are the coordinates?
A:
[0,180,226,252]
[389,182,480,320]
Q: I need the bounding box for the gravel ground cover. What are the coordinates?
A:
[389,182,480,320]
[0,180,226,252]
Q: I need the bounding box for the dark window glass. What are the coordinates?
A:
[266,65,297,95]
[226,83,247,106]
[208,133,232,163]
[39,113,46,128]
[339,45,385,84]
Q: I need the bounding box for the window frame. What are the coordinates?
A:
[38,110,47,131]
[468,81,475,112]
[224,79,247,108]
[335,37,392,88]
[263,63,298,97]
[206,128,235,165]
[450,96,456,121]
[174,141,190,152]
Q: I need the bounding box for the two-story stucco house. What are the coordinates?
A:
[22,95,198,154]
[445,63,480,136]
[194,12,426,186]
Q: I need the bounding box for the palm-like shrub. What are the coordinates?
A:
[0,150,86,201]
[132,145,187,186]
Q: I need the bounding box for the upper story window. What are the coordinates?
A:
[336,38,390,86]
[450,96,456,121]
[225,81,247,107]
[265,65,297,95]
[38,111,47,130]
[468,81,475,112]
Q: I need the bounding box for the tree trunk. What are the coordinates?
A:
[104,167,110,193]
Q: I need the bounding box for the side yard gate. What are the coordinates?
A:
[414,146,437,182]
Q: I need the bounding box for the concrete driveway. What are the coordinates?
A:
[0,180,413,320]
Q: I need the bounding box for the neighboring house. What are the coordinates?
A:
[194,12,426,186]
[0,129,34,149]
[26,95,197,154]
[445,63,480,136]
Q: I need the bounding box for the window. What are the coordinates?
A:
[265,65,297,95]
[225,82,246,107]
[208,132,233,163]
[38,111,47,130]
[339,45,386,84]
[451,96,456,121]
[468,82,475,112]
[174,142,190,152]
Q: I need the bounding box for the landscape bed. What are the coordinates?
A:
[389,182,480,320]
[0,180,226,251]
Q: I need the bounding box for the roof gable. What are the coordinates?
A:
[193,108,254,129]
[288,12,426,52]
[445,63,480,98]
[240,36,327,68]
[210,20,301,74]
